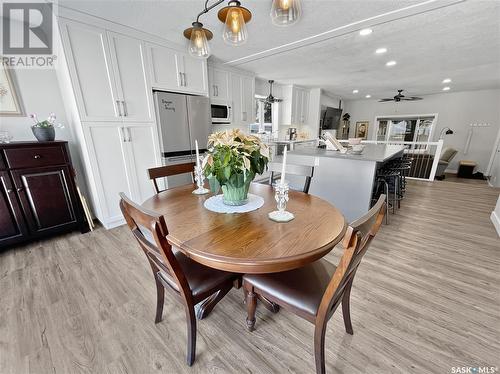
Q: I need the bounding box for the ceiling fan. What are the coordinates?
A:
[262,80,283,105]
[379,89,423,102]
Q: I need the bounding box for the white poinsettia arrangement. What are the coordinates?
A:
[203,129,269,188]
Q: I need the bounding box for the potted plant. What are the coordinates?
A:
[203,129,269,206]
[29,113,63,142]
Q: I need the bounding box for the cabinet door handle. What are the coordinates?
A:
[122,101,128,117]
[33,154,41,159]
[126,128,132,142]
[182,73,187,87]
[216,85,219,96]
[178,72,183,87]
[213,85,216,96]
[116,100,122,117]
[7,188,13,193]
[16,187,24,192]
[120,127,126,142]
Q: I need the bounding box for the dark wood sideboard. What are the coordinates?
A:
[0,141,87,249]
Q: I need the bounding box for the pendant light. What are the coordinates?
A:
[218,0,252,46]
[270,0,301,26]
[184,22,213,59]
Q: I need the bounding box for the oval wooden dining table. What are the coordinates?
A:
[142,182,347,274]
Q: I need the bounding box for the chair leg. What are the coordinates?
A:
[313,323,327,374]
[244,282,257,331]
[195,283,232,320]
[184,305,197,366]
[342,280,354,335]
[154,274,165,324]
[258,294,280,313]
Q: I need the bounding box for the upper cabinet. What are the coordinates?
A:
[107,32,153,122]
[230,72,255,126]
[148,43,208,95]
[208,66,230,101]
[60,20,121,122]
[60,20,154,123]
[282,85,310,126]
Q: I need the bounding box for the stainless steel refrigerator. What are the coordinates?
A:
[153,91,211,189]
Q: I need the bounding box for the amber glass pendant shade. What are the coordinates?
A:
[184,22,213,59]
[270,0,301,26]
[218,1,251,46]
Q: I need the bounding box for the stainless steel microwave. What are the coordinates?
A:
[211,102,232,124]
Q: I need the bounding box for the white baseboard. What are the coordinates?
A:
[491,211,500,237]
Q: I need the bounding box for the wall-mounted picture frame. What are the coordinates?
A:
[0,67,25,116]
[355,121,369,139]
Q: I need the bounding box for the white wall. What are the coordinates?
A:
[491,195,500,237]
[343,89,500,173]
[0,69,72,141]
[0,68,90,199]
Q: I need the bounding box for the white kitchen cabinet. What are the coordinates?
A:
[231,72,255,126]
[82,122,159,228]
[59,20,121,122]
[125,124,160,203]
[148,43,207,95]
[148,43,182,90]
[107,32,153,122]
[208,66,230,101]
[179,53,208,95]
[282,85,310,126]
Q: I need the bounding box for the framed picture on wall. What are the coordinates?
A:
[355,121,369,139]
[0,67,25,116]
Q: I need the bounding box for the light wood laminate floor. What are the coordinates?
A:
[1,180,499,374]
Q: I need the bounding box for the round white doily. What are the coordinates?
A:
[204,193,265,214]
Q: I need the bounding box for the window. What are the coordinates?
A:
[250,95,276,134]
[375,115,437,143]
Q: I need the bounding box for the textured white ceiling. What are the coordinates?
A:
[59,0,500,99]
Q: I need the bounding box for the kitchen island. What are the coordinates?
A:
[286,144,405,222]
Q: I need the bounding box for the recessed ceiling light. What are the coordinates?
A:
[386,60,397,67]
[442,78,452,84]
[352,89,359,94]
[442,86,451,91]
[359,28,373,36]
[365,94,371,98]
[375,47,387,54]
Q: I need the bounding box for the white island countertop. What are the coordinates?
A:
[289,144,405,163]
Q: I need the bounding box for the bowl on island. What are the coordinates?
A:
[348,137,363,145]
[351,144,365,155]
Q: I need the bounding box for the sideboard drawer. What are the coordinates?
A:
[4,146,68,169]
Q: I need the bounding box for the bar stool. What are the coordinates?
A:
[376,169,400,214]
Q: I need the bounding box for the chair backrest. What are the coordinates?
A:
[440,147,458,163]
[119,192,192,302]
[148,162,196,193]
[316,194,386,322]
[268,162,315,193]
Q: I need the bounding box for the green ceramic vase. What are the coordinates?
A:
[221,177,252,206]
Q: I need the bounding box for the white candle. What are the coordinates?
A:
[280,147,287,185]
[195,140,200,168]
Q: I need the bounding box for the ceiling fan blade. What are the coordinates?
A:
[401,97,423,101]
[379,98,394,102]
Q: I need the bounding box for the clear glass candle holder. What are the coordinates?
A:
[192,164,209,195]
[268,182,295,222]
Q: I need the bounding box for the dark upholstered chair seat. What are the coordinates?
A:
[172,251,235,299]
[243,259,337,317]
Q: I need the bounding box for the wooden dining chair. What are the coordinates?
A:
[148,162,196,193]
[242,195,386,374]
[267,162,315,193]
[119,193,238,366]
